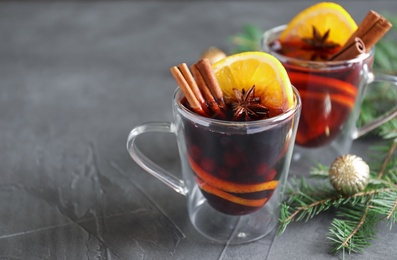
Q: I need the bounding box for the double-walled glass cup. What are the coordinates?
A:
[127,87,301,244]
[262,25,397,170]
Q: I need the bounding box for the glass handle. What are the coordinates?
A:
[354,72,397,139]
[126,122,188,196]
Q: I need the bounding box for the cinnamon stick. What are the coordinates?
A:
[329,37,366,61]
[360,13,392,50]
[191,63,223,115]
[195,58,226,108]
[178,63,209,114]
[348,11,391,50]
[170,66,207,116]
[330,10,392,61]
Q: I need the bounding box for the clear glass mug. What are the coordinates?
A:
[127,87,301,244]
[262,25,397,171]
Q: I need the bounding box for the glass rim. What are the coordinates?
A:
[174,86,301,130]
[261,25,374,68]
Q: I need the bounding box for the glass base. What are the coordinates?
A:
[188,186,278,244]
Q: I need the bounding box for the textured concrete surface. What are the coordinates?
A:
[0,1,396,259]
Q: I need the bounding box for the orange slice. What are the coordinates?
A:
[196,178,269,208]
[212,51,293,112]
[279,2,357,46]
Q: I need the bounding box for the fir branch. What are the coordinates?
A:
[352,187,393,198]
[228,24,262,54]
[340,202,370,249]
[328,202,378,255]
[278,177,338,234]
[378,140,397,179]
[279,171,397,255]
[278,178,393,236]
[280,193,338,225]
[369,189,397,225]
[379,120,397,140]
[309,163,329,178]
[386,195,397,221]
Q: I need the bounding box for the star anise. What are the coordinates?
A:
[302,26,340,60]
[229,85,269,121]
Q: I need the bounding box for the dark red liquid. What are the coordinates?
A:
[182,99,294,215]
[270,39,365,147]
[272,39,341,61]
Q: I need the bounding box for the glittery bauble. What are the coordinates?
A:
[329,155,370,196]
[200,47,227,64]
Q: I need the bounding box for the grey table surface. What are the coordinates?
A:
[1,1,397,259]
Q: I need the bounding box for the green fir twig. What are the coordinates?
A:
[328,202,378,255]
[228,24,262,54]
[278,141,397,257]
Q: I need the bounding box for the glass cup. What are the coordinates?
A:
[127,87,301,244]
[262,25,397,170]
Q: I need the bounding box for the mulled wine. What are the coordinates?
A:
[181,98,294,215]
[269,39,364,147]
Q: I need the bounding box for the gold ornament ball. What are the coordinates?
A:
[329,154,370,196]
[200,47,227,64]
